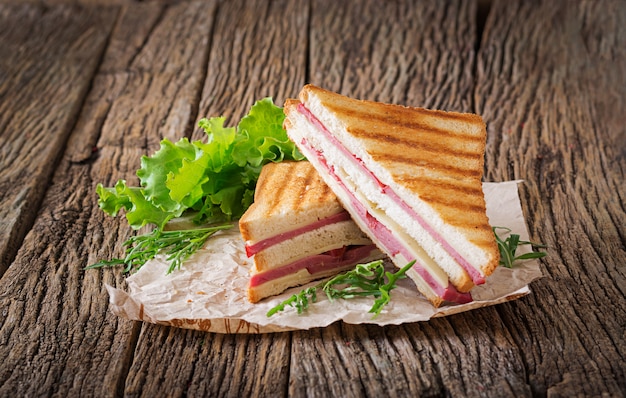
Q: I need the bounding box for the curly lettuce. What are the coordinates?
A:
[96,98,305,230]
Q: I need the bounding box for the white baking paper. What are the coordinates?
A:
[106,180,544,333]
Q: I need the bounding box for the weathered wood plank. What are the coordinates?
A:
[308,0,477,112]
[193,0,309,133]
[123,0,308,396]
[126,325,292,397]
[0,3,115,275]
[476,0,626,396]
[289,1,532,397]
[0,1,216,396]
[0,146,141,398]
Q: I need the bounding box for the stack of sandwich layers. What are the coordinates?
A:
[239,160,385,303]
[283,85,500,307]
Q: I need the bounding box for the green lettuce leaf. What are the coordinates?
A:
[137,138,196,214]
[232,97,303,167]
[96,97,305,230]
[97,180,174,228]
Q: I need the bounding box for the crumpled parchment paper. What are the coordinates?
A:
[106,180,543,333]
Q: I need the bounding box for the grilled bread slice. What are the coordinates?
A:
[239,160,383,303]
[240,160,344,241]
[239,161,372,272]
[284,85,499,305]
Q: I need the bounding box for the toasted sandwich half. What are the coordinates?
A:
[239,160,384,303]
[283,85,499,307]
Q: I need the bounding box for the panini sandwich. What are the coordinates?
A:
[283,85,499,307]
[239,160,384,303]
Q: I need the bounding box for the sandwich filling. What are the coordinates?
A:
[245,211,351,257]
[297,103,485,286]
[249,244,379,287]
[293,110,472,304]
[246,206,380,292]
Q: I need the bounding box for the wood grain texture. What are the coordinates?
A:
[0,152,141,398]
[0,0,623,397]
[308,0,476,112]
[123,0,308,396]
[0,3,126,396]
[126,325,291,397]
[0,3,115,275]
[0,1,215,396]
[476,0,626,396]
[194,0,309,135]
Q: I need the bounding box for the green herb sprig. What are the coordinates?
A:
[493,226,547,268]
[266,286,318,317]
[87,224,232,274]
[267,260,415,318]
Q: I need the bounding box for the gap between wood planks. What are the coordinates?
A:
[476,0,491,53]
[473,0,492,111]
[91,3,221,394]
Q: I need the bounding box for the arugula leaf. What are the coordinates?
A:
[267,260,415,318]
[87,224,233,274]
[493,226,547,268]
[369,261,415,316]
[266,287,318,317]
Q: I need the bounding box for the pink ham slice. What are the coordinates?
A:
[249,244,378,287]
[245,211,352,257]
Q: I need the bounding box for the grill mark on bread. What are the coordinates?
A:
[240,160,346,246]
[314,168,336,202]
[401,176,490,229]
[261,163,295,215]
[247,161,343,220]
[300,163,324,209]
[421,192,487,218]
[274,161,339,214]
[357,129,482,160]
[288,163,313,212]
[403,176,484,196]
[431,207,492,235]
[325,103,484,141]
[374,152,483,179]
[423,197,486,218]
[443,215,493,237]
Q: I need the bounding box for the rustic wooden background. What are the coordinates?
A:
[0,0,624,396]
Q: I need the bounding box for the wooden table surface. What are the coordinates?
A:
[1,0,624,396]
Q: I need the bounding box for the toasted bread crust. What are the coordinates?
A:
[240,159,385,302]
